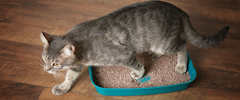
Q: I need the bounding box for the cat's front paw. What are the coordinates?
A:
[130,68,145,79]
[175,64,187,74]
[52,85,70,95]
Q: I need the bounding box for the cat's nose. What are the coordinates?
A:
[44,67,51,71]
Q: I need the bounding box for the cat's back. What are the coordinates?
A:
[68,1,188,37]
[66,1,189,50]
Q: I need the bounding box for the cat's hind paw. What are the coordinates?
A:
[130,68,145,79]
[175,64,187,74]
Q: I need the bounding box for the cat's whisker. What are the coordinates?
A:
[57,73,66,78]
[54,74,60,83]
[58,76,65,82]
[58,76,64,83]
[39,58,44,64]
[53,74,59,83]
[38,63,44,67]
[38,58,45,67]
[57,73,65,82]
[38,58,45,76]
[53,73,64,83]
[57,71,66,76]
[58,76,64,82]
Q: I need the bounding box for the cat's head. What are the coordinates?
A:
[40,32,76,74]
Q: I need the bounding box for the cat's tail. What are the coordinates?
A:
[183,18,230,48]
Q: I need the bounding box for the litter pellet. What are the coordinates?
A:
[92,53,190,88]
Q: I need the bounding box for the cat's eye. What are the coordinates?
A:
[53,63,60,67]
[43,57,47,61]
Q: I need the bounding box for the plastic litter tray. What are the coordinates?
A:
[89,54,196,96]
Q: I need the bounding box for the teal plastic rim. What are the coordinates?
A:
[88,54,197,96]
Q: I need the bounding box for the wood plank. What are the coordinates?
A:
[0,0,101,45]
[38,88,117,100]
[0,39,42,63]
[0,79,43,100]
[153,87,240,100]
[58,0,240,9]
[164,1,240,24]
[0,39,56,87]
[187,39,240,64]
[164,0,240,9]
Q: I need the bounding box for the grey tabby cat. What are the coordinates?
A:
[40,1,229,95]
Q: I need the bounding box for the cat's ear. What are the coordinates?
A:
[40,31,53,45]
[61,45,75,57]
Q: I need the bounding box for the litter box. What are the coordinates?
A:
[88,54,197,96]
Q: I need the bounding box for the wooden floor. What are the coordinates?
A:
[0,0,239,100]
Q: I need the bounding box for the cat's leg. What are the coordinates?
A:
[52,66,83,95]
[148,51,163,59]
[123,56,145,79]
[175,45,188,74]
